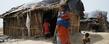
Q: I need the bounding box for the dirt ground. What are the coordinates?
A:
[81,31,109,44]
[1,39,53,44]
[93,33,109,44]
[0,30,109,44]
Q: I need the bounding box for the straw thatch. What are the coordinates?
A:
[0,0,84,38]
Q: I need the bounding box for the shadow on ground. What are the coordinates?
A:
[90,34,104,44]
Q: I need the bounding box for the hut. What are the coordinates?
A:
[0,0,84,38]
[0,2,59,38]
[80,11,108,32]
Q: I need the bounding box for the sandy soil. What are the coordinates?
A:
[90,32,109,44]
[1,39,53,44]
[82,31,109,44]
[0,31,109,44]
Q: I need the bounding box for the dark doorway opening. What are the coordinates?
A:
[43,10,58,37]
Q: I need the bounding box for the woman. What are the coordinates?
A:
[56,6,71,44]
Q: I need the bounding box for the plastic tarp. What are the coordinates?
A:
[67,0,84,12]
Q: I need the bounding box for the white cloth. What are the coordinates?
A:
[26,13,31,37]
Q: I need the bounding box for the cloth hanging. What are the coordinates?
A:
[26,13,31,37]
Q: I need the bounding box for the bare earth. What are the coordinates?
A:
[82,31,109,44]
[90,32,109,44]
[1,39,53,44]
[0,31,109,44]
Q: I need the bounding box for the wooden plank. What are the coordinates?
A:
[70,12,80,32]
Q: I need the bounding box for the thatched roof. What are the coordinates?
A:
[0,0,85,18]
[0,0,60,18]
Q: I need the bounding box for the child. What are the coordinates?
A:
[82,33,91,44]
[43,19,50,39]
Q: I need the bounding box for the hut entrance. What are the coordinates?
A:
[43,10,58,37]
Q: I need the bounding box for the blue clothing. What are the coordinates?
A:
[57,17,70,28]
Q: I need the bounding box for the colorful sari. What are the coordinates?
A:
[56,11,71,44]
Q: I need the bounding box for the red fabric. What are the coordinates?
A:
[57,25,71,44]
[43,21,50,34]
[61,12,70,20]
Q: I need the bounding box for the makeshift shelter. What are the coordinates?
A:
[0,2,59,38]
[80,11,108,32]
[0,0,84,39]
